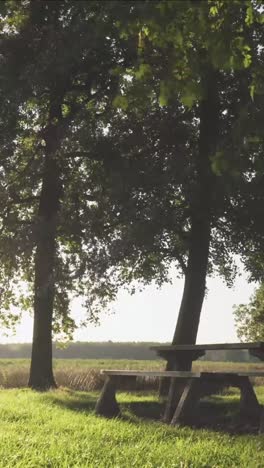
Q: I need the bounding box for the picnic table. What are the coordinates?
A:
[151,342,264,424]
[95,342,264,432]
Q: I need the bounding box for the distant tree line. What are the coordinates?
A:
[0,342,257,363]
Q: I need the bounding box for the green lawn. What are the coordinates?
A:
[0,388,263,467]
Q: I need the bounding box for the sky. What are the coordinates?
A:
[0,268,257,344]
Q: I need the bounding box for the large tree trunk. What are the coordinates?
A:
[160,211,211,396]
[172,68,220,351]
[29,102,62,390]
[165,68,220,378]
[160,68,220,401]
[172,214,211,347]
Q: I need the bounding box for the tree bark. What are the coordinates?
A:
[160,68,220,399]
[172,214,211,348]
[173,67,220,363]
[29,101,63,390]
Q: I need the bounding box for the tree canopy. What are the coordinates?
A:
[1,0,264,387]
[234,283,264,341]
[0,0,137,387]
[100,0,264,347]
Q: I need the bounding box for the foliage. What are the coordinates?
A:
[234,283,264,341]
[0,0,135,341]
[1,0,264,347]
[99,0,264,292]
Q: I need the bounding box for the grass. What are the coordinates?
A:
[0,358,263,390]
[0,387,263,467]
[0,359,264,466]
[1,357,263,371]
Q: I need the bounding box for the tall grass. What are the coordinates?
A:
[0,359,263,390]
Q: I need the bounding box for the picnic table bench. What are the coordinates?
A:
[95,342,264,433]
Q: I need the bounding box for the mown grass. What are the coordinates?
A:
[0,387,263,467]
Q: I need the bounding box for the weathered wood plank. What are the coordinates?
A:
[95,376,120,418]
[100,370,264,378]
[171,379,201,426]
[151,342,264,352]
[249,350,264,361]
[259,407,264,434]
[200,371,264,378]
[237,371,264,377]
[163,377,191,423]
[239,376,260,417]
[100,370,201,378]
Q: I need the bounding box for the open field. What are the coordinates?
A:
[0,388,263,467]
[0,359,263,390]
[0,360,264,466]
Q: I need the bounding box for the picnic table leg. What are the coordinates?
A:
[162,357,194,422]
[259,406,264,434]
[238,377,260,418]
[95,376,120,418]
[171,379,200,426]
[159,355,195,398]
[163,378,186,423]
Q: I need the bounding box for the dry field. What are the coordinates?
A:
[0,358,263,390]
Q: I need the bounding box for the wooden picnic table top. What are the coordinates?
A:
[150,342,264,352]
[151,342,264,364]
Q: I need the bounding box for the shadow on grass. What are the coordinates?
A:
[45,389,261,435]
[43,389,98,413]
[184,397,261,435]
[126,400,165,421]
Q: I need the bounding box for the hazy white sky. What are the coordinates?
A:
[0,269,256,344]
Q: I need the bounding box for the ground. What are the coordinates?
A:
[0,387,263,467]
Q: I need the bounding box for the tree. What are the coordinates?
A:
[1,0,264,389]
[105,0,263,359]
[0,0,134,389]
[233,284,264,341]
[108,2,253,343]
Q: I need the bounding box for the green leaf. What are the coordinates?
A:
[245,5,254,26]
[180,81,202,108]
[112,95,128,110]
[209,6,218,17]
[258,14,264,24]
[158,81,170,106]
[211,151,229,176]
[135,63,152,80]
[243,53,251,68]
[174,31,183,46]
[181,92,196,108]
[110,66,123,77]
[249,84,255,101]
